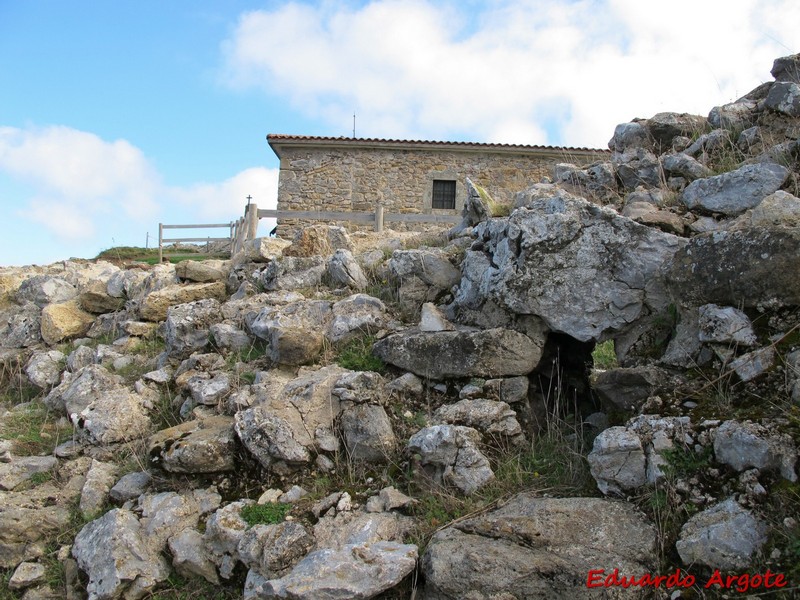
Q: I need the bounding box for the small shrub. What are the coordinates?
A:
[335,336,386,373]
[240,502,291,527]
[0,400,73,456]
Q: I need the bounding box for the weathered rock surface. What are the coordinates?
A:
[149,416,237,473]
[587,426,647,495]
[666,228,800,308]
[374,328,543,379]
[675,498,768,570]
[408,425,494,495]
[422,494,657,599]
[40,300,95,344]
[72,508,169,600]
[339,404,396,463]
[327,249,368,290]
[453,193,685,344]
[139,282,226,322]
[714,420,797,482]
[432,398,523,440]
[682,162,789,215]
[24,350,65,389]
[259,542,418,600]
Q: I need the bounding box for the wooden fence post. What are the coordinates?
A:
[374,205,384,232]
[247,203,259,241]
[158,223,163,263]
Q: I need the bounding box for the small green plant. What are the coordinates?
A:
[591,340,618,370]
[335,335,386,373]
[0,400,73,456]
[661,444,712,478]
[240,502,291,527]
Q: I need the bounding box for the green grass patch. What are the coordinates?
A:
[335,335,386,373]
[0,400,73,456]
[240,502,292,527]
[591,340,618,369]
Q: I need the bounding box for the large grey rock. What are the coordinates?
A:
[79,279,125,314]
[203,500,254,579]
[237,521,314,578]
[149,416,237,473]
[713,420,797,482]
[592,366,676,413]
[408,425,494,495]
[168,528,219,584]
[676,498,768,570]
[608,121,652,153]
[326,294,387,343]
[771,53,800,82]
[15,276,77,308]
[1,303,42,348]
[0,502,71,568]
[730,190,800,229]
[235,366,346,471]
[260,256,327,291]
[708,100,758,131]
[554,162,617,201]
[661,152,712,181]
[79,459,118,518]
[258,542,417,600]
[231,237,291,266]
[110,471,152,502]
[374,328,543,379]
[138,490,217,553]
[72,508,169,600]
[432,399,523,440]
[697,304,756,346]
[163,298,223,359]
[764,81,800,117]
[339,404,396,463]
[645,112,707,151]
[389,249,461,315]
[175,259,229,283]
[327,249,368,291]
[587,427,647,495]
[666,228,800,308]
[40,300,95,344]
[612,148,662,191]
[681,162,789,216]
[24,350,65,389]
[8,561,46,590]
[422,494,657,600]
[187,373,231,406]
[248,300,331,365]
[454,195,685,344]
[209,323,253,351]
[456,177,490,230]
[73,387,152,445]
[44,364,124,416]
[139,282,226,322]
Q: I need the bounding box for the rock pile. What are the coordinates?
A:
[0,53,799,599]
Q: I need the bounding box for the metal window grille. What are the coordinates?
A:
[432,180,456,209]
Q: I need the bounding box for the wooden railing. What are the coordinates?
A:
[161,203,462,260]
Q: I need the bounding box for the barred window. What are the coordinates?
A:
[432,180,456,210]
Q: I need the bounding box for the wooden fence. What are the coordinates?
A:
[161,203,463,260]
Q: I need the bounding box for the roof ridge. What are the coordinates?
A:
[266,133,610,153]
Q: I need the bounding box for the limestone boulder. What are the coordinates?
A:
[1,303,42,348]
[72,508,170,600]
[422,494,657,600]
[175,259,229,283]
[237,521,314,579]
[764,81,800,117]
[730,190,800,229]
[15,276,77,308]
[666,228,800,308]
[453,195,685,345]
[592,366,678,413]
[553,161,617,201]
[681,162,789,216]
[432,399,523,441]
[676,498,768,570]
[588,426,647,495]
[0,502,71,568]
[697,303,757,346]
[74,387,152,445]
[257,542,417,600]
[24,349,65,389]
[645,112,707,151]
[260,256,327,291]
[231,237,291,266]
[612,148,662,191]
[374,328,543,379]
[0,456,58,491]
[169,528,220,584]
[326,294,387,343]
[327,249,368,291]
[209,322,253,351]
[40,300,95,345]
[163,298,223,359]
[713,420,797,482]
[44,364,125,416]
[149,416,237,474]
[79,459,118,518]
[203,500,254,579]
[235,366,346,471]
[139,282,226,322]
[339,404,396,463]
[283,224,353,258]
[248,300,331,365]
[408,425,494,495]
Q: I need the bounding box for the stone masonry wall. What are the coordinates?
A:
[275,145,591,237]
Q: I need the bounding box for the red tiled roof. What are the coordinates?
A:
[267,133,609,154]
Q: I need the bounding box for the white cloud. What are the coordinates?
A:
[221,0,799,148]
[0,125,162,240]
[170,166,279,221]
[0,125,279,246]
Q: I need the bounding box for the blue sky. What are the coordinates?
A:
[1,0,797,266]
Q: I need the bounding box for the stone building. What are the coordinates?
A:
[267,134,607,235]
